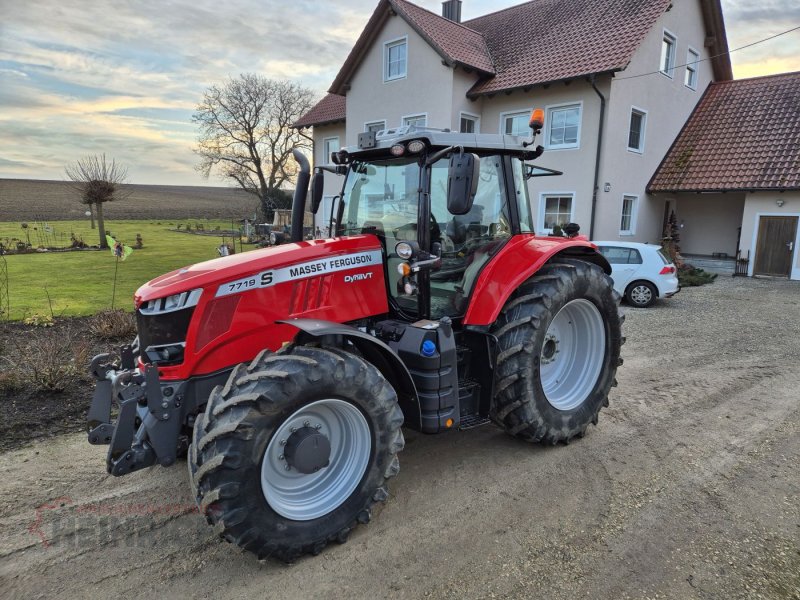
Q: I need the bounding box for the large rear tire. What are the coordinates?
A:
[189,345,404,561]
[490,259,623,444]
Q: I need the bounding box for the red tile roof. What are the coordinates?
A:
[391,0,495,74]
[649,72,800,192]
[294,93,346,129]
[464,0,672,96]
[298,0,730,127]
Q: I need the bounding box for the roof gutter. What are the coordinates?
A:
[588,75,606,239]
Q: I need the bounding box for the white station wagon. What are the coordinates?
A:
[593,241,680,308]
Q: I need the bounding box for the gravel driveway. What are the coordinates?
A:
[1,275,798,599]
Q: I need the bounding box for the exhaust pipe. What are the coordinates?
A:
[291,149,310,243]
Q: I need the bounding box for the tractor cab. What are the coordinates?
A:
[314,125,546,321]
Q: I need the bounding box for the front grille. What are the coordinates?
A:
[136,307,194,365]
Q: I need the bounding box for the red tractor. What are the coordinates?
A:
[87,112,623,561]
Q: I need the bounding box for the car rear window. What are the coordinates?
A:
[656,249,671,264]
[599,246,642,264]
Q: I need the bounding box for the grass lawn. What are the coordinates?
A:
[0,219,251,320]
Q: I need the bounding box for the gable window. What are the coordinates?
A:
[460,113,479,133]
[627,108,647,153]
[547,104,581,149]
[661,30,677,77]
[402,114,426,128]
[685,48,699,89]
[620,195,638,235]
[540,193,574,234]
[384,38,407,82]
[365,120,386,133]
[322,136,339,162]
[501,110,530,137]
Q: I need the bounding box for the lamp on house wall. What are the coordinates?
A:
[776,199,785,207]
[603,182,611,192]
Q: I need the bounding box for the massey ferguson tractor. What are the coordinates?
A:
[87,110,623,561]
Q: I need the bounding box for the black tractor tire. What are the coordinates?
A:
[625,280,657,308]
[189,344,404,562]
[490,259,623,444]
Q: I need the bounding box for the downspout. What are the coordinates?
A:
[588,75,606,239]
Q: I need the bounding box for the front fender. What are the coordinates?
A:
[463,235,610,326]
[278,319,421,430]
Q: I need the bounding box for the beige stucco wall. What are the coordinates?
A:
[594,0,717,244]
[344,13,455,144]
[312,123,345,230]
[480,80,607,233]
[670,192,745,256]
[740,191,800,279]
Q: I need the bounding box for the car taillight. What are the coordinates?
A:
[659,266,675,275]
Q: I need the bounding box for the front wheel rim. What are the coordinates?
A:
[261,399,371,521]
[630,285,653,305]
[539,299,606,411]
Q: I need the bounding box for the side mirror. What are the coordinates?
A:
[310,170,325,214]
[447,151,480,215]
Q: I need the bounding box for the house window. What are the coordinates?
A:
[541,194,574,233]
[501,110,530,137]
[627,108,646,153]
[402,114,426,128]
[365,121,386,133]
[661,31,676,77]
[460,113,479,133]
[384,38,407,82]
[322,137,339,162]
[546,104,581,149]
[685,48,699,89]
[620,195,638,235]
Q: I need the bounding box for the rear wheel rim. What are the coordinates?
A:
[261,399,371,521]
[630,285,653,305]
[539,299,606,411]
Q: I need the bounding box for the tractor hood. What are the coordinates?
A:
[134,235,383,307]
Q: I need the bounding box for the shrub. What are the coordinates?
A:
[1,330,90,392]
[90,309,136,340]
[23,313,54,327]
[679,267,717,287]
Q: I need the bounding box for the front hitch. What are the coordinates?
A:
[87,346,185,476]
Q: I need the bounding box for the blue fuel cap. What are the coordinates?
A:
[421,340,436,357]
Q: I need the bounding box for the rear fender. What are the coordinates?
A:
[463,236,610,326]
[278,319,421,430]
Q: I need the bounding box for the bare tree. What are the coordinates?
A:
[65,154,130,248]
[193,74,316,220]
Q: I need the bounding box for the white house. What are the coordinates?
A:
[295,0,732,244]
[649,70,800,280]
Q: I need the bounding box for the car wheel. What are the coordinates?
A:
[625,281,657,308]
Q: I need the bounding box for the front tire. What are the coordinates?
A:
[490,259,623,444]
[189,345,404,561]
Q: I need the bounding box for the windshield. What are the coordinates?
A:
[340,158,420,236]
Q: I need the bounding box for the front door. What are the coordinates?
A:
[753,216,798,277]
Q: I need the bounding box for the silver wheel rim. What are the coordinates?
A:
[630,285,652,305]
[261,399,371,521]
[540,299,606,411]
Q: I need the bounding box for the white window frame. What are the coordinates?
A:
[685,47,699,90]
[383,36,408,82]
[619,194,639,236]
[545,102,582,150]
[401,113,427,128]
[499,109,532,137]
[459,111,480,134]
[627,106,647,154]
[660,29,677,78]
[364,120,387,133]
[322,136,339,162]
[538,192,575,235]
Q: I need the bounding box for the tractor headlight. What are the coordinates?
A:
[390,143,405,157]
[407,139,426,154]
[395,242,414,259]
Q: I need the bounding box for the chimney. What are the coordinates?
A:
[442,0,462,23]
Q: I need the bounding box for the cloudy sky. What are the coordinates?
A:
[1,0,798,186]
